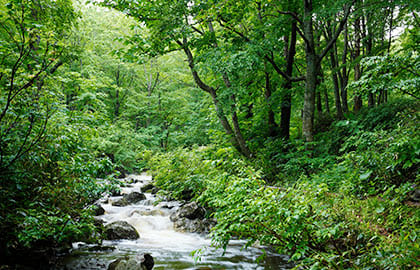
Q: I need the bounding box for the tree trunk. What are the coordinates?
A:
[302,0,317,143]
[324,87,330,114]
[329,50,344,119]
[353,16,362,112]
[232,106,252,158]
[279,20,297,140]
[209,23,252,157]
[368,93,375,107]
[208,89,242,154]
[316,90,322,115]
[265,70,277,137]
[115,89,120,119]
[339,23,349,113]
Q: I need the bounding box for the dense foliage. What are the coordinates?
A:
[0,0,418,269]
[146,99,419,269]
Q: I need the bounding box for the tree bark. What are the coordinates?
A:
[279,20,297,140]
[339,23,349,113]
[265,70,278,137]
[329,49,344,119]
[353,15,363,112]
[302,0,317,143]
[324,87,330,114]
[316,90,323,115]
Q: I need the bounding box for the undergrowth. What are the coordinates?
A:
[144,99,419,269]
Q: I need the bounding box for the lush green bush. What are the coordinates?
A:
[145,146,218,201]
[0,111,116,258]
[312,100,419,197]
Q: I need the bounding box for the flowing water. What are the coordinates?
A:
[59,173,294,269]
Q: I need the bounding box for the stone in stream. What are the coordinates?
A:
[107,254,154,270]
[93,203,105,216]
[170,202,215,233]
[112,192,147,206]
[104,221,140,240]
[141,183,155,193]
[171,202,205,220]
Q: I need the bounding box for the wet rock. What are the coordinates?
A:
[159,201,179,210]
[93,217,105,236]
[104,221,139,240]
[140,254,154,270]
[99,196,110,204]
[171,202,205,220]
[86,245,116,252]
[141,183,155,193]
[150,187,159,194]
[93,204,105,216]
[112,192,146,206]
[94,217,104,227]
[172,217,216,233]
[170,202,214,233]
[107,254,154,270]
[410,188,420,202]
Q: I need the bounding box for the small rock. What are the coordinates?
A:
[107,254,154,270]
[104,221,139,240]
[140,253,154,270]
[141,183,155,193]
[410,189,420,202]
[93,204,105,216]
[112,192,146,206]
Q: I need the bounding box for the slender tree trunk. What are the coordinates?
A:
[316,90,322,115]
[279,20,297,140]
[329,49,344,119]
[353,16,363,112]
[208,89,242,154]
[231,104,252,157]
[114,66,121,119]
[368,94,375,107]
[302,0,317,143]
[115,89,120,118]
[265,70,277,137]
[324,87,330,114]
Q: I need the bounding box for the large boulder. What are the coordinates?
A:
[172,217,215,233]
[104,221,139,240]
[170,202,214,233]
[108,254,154,270]
[112,192,146,206]
[171,202,205,220]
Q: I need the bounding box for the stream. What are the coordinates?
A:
[58,173,294,269]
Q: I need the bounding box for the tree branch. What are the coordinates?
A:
[176,39,214,93]
[317,0,355,64]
